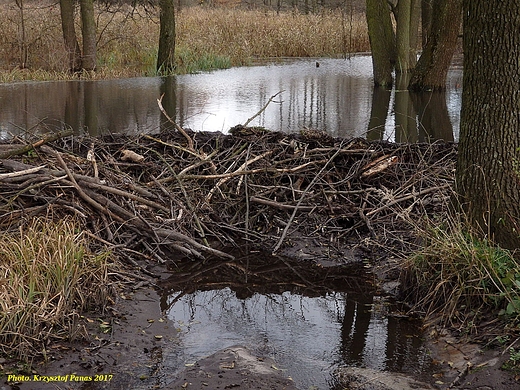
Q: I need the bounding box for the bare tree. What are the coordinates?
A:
[366,0,396,87]
[79,0,97,71]
[409,0,462,91]
[59,0,82,72]
[157,0,176,74]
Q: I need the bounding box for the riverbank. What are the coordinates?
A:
[1,129,519,388]
[0,3,369,82]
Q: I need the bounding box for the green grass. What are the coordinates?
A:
[402,212,520,330]
[0,217,116,361]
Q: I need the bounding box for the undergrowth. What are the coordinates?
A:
[0,217,117,362]
[402,211,520,333]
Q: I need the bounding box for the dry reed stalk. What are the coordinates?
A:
[0,3,369,79]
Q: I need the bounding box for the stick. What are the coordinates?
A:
[272,141,346,254]
[366,184,452,216]
[157,94,194,150]
[242,91,283,127]
[0,165,46,179]
[206,150,273,202]
[0,129,73,159]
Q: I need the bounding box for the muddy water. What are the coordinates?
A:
[0,56,462,142]
[158,250,432,389]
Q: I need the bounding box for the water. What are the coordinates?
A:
[159,251,432,389]
[0,56,462,141]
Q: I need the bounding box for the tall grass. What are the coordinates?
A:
[401,211,520,331]
[0,2,369,81]
[0,217,116,361]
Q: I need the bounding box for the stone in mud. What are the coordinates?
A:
[164,345,297,390]
[335,367,434,390]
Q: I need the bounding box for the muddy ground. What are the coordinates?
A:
[2,253,519,390]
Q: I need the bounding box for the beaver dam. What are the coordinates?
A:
[0,126,456,265]
[0,123,463,387]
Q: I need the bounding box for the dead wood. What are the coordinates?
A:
[0,126,457,267]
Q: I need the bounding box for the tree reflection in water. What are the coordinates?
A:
[159,250,432,389]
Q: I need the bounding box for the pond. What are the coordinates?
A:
[0,55,462,142]
[158,249,433,389]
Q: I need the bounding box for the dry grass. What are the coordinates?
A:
[0,217,116,361]
[0,2,369,80]
[176,8,369,63]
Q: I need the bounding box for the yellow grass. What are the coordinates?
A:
[0,2,369,80]
[0,217,116,361]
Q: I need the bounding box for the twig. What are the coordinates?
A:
[272,140,346,254]
[242,91,284,128]
[157,94,194,150]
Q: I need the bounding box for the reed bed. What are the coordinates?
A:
[0,2,369,80]
[0,217,116,361]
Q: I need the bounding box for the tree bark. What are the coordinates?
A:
[395,0,420,73]
[79,0,97,71]
[409,0,462,91]
[456,0,520,250]
[366,0,396,87]
[59,0,82,72]
[157,0,176,74]
[421,0,433,48]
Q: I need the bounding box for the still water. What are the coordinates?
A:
[0,56,462,142]
[159,251,432,389]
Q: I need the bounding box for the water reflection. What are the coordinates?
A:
[159,252,431,389]
[0,57,462,141]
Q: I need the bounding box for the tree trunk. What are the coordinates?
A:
[366,0,396,87]
[396,0,420,73]
[408,0,462,91]
[59,0,82,72]
[421,0,433,48]
[157,0,176,74]
[456,0,520,250]
[79,0,96,71]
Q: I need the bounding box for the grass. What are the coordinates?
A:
[0,3,369,81]
[401,210,520,332]
[0,217,116,362]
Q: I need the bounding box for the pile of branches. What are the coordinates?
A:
[0,125,457,265]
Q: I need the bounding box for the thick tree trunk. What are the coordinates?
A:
[79,0,96,71]
[409,0,462,91]
[366,0,396,87]
[395,0,420,73]
[456,0,520,250]
[421,0,433,48]
[157,0,176,74]
[59,0,81,72]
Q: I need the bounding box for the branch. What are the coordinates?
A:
[157,94,194,150]
[242,91,284,128]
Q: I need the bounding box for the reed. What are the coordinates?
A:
[0,217,116,361]
[0,2,369,80]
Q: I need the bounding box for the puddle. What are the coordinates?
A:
[158,249,433,389]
